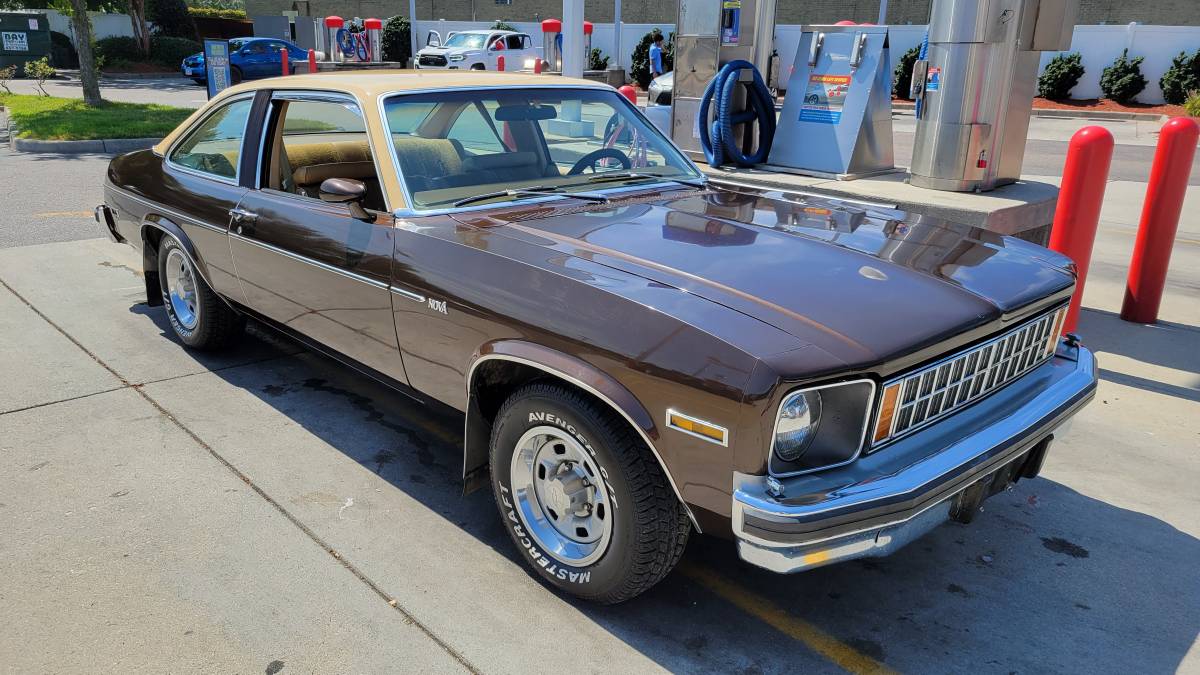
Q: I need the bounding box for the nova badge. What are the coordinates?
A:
[427,297,448,314]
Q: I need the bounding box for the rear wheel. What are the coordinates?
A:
[157,237,243,350]
[230,66,243,84]
[489,383,690,604]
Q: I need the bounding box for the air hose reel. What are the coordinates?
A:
[698,60,777,168]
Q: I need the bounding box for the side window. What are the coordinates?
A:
[268,98,384,210]
[169,98,252,180]
[522,35,532,49]
[445,103,505,155]
[505,35,522,50]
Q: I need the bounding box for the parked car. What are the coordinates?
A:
[648,70,673,105]
[182,37,311,85]
[415,29,538,70]
[96,72,1097,604]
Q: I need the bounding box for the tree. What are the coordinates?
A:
[148,0,196,40]
[381,16,411,67]
[62,0,103,106]
[1038,52,1085,100]
[1100,49,1147,105]
[125,0,151,56]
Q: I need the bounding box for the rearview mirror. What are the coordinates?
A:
[319,178,371,221]
[494,104,558,122]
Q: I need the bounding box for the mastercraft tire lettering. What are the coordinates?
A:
[489,383,690,604]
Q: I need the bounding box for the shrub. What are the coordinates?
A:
[0,65,15,94]
[1038,52,1084,100]
[150,0,197,39]
[1100,49,1147,105]
[95,36,144,64]
[23,57,56,96]
[381,15,411,67]
[491,21,516,31]
[187,6,248,19]
[588,47,609,71]
[1186,91,1200,117]
[892,45,919,99]
[1159,49,1200,106]
[149,36,202,67]
[49,31,79,69]
[630,29,673,88]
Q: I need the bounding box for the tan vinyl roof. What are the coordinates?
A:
[152,70,606,157]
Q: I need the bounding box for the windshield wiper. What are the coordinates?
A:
[452,186,609,208]
[583,172,707,188]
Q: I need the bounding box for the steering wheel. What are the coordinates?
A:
[568,148,632,175]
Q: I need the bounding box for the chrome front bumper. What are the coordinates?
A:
[733,342,1097,574]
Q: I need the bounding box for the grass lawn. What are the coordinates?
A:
[0,94,192,141]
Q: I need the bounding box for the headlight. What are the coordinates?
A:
[448,54,466,62]
[771,379,875,475]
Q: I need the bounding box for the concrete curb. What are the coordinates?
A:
[890,100,1167,122]
[1,109,160,154]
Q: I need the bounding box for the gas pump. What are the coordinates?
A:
[670,0,777,159]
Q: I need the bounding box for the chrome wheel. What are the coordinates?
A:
[509,426,613,566]
[164,248,199,330]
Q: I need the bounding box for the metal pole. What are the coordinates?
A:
[409,0,418,67]
[562,0,585,78]
[613,0,622,69]
[877,0,888,24]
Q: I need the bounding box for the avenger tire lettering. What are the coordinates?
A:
[489,382,691,604]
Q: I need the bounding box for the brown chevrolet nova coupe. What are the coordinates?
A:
[97,71,1097,603]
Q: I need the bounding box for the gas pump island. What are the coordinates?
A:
[673,0,1080,244]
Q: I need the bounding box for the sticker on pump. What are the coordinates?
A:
[799,74,850,124]
[926,67,941,92]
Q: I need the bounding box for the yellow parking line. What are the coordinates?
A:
[35,210,93,218]
[680,562,898,675]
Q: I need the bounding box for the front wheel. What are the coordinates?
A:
[157,237,243,350]
[489,383,691,604]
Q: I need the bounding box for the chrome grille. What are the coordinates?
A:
[874,306,1067,446]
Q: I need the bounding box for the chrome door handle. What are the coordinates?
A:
[229,208,258,224]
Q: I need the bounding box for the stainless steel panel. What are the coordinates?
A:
[1026,0,1078,51]
[678,0,721,36]
[673,36,719,98]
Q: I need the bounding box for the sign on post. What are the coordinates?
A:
[203,39,232,100]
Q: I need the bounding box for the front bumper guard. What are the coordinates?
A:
[733,342,1097,574]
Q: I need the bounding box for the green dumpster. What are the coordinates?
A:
[0,13,52,72]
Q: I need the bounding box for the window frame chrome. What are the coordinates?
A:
[376,83,707,218]
[165,91,256,187]
[253,88,393,212]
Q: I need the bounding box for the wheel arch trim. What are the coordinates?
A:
[139,216,233,311]
[464,344,700,532]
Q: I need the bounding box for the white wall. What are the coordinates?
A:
[21,9,139,42]
[1038,24,1200,103]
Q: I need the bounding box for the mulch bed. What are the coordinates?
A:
[1030,97,1188,117]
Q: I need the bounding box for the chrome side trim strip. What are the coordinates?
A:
[109,184,230,234]
[389,286,426,303]
[466,353,701,532]
[229,231,389,290]
[665,408,729,447]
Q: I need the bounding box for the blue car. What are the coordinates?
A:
[182,37,310,85]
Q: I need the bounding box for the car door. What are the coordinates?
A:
[240,41,272,77]
[159,92,258,299]
[228,90,408,384]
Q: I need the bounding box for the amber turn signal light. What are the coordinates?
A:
[872,382,901,444]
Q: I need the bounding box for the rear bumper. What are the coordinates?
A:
[732,342,1097,574]
[94,204,122,243]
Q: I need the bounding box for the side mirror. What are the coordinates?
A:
[319,178,371,221]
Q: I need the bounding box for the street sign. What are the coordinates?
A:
[203,39,232,100]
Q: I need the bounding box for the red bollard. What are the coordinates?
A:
[1121,116,1200,324]
[1049,126,1114,334]
[533,58,542,74]
[617,85,637,106]
[281,48,289,76]
[497,55,505,72]
[308,49,317,73]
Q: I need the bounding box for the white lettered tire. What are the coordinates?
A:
[489,382,691,604]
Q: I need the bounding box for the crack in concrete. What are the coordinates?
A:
[0,274,480,675]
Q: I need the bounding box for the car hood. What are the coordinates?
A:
[472,187,1075,369]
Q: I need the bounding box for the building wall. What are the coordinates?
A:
[248,0,1200,26]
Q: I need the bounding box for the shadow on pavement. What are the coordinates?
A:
[1078,307,1200,402]
[132,302,1199,674]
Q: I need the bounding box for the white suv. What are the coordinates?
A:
[415,30,539,71]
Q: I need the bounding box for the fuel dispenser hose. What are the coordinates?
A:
[698,60,777,168]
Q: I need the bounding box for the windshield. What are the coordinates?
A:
[442,33,487,49]
[228,39,245,51]
[382,88,702,210]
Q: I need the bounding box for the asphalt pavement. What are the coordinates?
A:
[0,86,1197,673]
